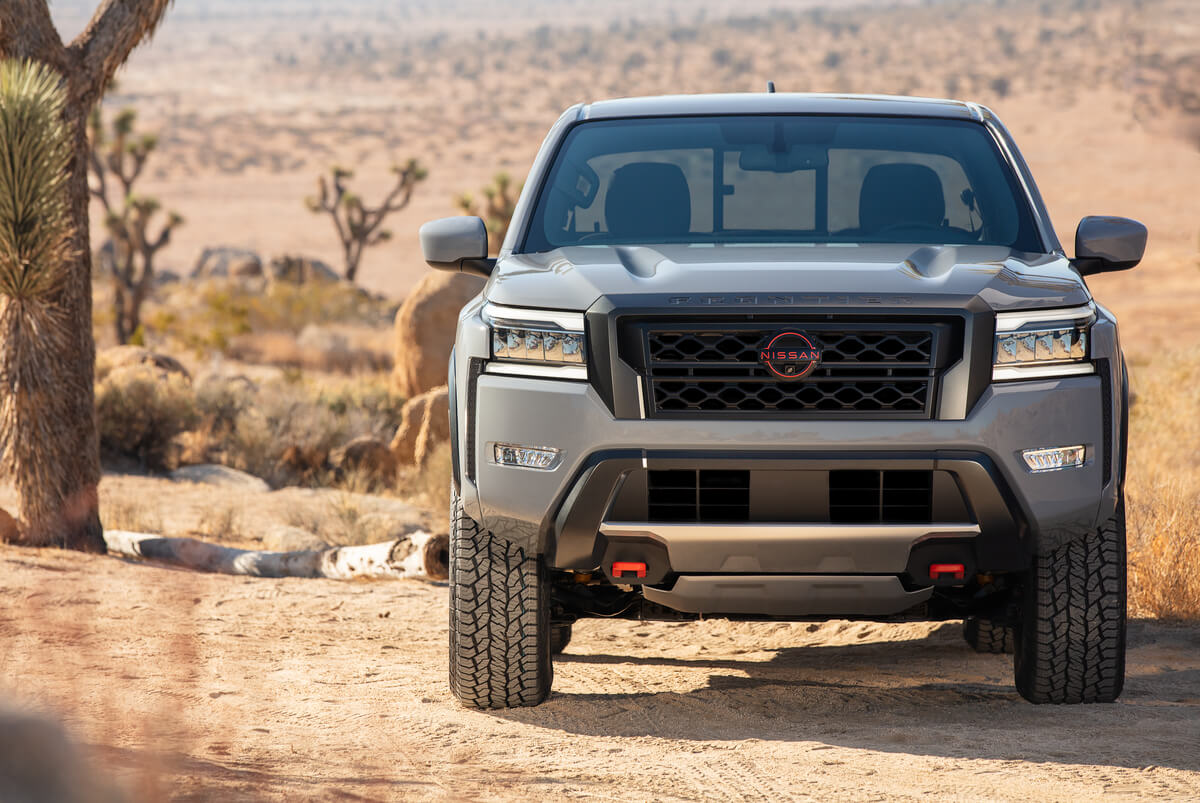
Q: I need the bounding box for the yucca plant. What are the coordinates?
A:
[0,59,82,546]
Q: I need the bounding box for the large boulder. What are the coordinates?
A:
[192,246,263,279]
[391,385,450,466]
[268,254,340,284]
[170,464,270,493]
[330,436,398,482]
[97,346,191,383]
[390,273,482,398]
[0,508,18,543]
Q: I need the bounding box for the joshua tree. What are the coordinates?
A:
[0,61,87,546]
[0,0,177,551]
[89,105,183,344]
[306,159,427,282]
[455,171,520,255]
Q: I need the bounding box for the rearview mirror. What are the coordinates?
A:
[419,216,495,278]
[1073,216,1147,275]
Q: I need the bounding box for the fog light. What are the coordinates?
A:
[493,443,561,470]
[1022,445,1086,473]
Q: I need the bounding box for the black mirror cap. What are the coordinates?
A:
[419,216,497,278]
[1073,215,1147,275]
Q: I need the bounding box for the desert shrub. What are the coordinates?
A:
[225,329,392,374]
[152,279,396,358]
[96,367,198,470]
[182,374,402,488]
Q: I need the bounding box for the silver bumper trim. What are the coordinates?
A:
[599,522,980,574]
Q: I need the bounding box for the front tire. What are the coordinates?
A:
[1013,505,1127,704]
[448,489,553,709]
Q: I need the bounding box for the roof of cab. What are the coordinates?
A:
[579,92,985,121]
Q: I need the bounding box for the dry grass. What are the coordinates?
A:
[1126,350,1200,619]
[397,441,452,533]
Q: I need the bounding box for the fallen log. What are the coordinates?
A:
[102,530,449,581]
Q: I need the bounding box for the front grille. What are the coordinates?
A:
[637,321,952,418]
[829,470,933,523]
[648,470,750,522]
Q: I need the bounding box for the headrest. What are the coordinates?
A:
[604,162,691,239]
[859,163,946,231]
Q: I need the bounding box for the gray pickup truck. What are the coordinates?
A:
[420,93,1146,709]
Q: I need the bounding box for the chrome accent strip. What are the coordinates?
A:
[600,522,979,541]
[636,375,647,419]
[992,363,1094,381]
[994,303,1096,332]
[482,302,585,332]
[484,362,588,380]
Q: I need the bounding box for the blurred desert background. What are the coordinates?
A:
[1,0,1199,799]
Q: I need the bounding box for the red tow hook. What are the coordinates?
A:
[929,563,966,581]
[612,561,647,580]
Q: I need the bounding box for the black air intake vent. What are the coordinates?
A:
[648,469,750,522]
[829,470,933,524]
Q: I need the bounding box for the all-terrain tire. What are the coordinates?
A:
[448,489,553,709]
[1013,505,1126,704]
[963,616,1014,654]
[550,624,572,655]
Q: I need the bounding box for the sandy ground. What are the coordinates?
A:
[1,546,1198,802]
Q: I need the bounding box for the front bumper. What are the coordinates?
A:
[459,368,1118,565]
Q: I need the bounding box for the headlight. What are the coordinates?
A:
[482,303,587,379]
[993,304,1095,381]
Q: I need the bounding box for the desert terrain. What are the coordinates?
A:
[3,538,1199,801]
[1,0,1199,799]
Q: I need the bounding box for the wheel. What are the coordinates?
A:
[963,616,1014,654]
[1013,504,1127,704]
[448,488,553,709]
[550,623,573,655]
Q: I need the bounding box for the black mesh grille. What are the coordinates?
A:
[648,470,750,522]
[639,322,948,418]
[829,470,933,523]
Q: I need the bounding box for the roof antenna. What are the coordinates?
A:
[766,80,776,93]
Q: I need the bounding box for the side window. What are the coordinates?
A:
[828,149,975,234]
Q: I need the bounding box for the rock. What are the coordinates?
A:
[262,525,329,553]
[268,254,340,284]
[192,246,263,279]
[391,385,450,466]
[170,464,270,493]
[330,436,398,481]
[390,272,483,398]
[155,269,182,285]
[0,507,18,543]
[97,345,191,384]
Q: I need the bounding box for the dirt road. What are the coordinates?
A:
[1,546,1198,801]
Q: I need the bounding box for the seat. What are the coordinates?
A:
[857,163,946,233]
[604,162,691,239]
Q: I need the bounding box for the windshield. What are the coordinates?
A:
[521,115,1043,253]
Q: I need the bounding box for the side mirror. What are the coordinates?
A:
[419,216,495,278]
[1073,216,1147,275]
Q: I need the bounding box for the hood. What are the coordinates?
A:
[485,244,1090,313]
